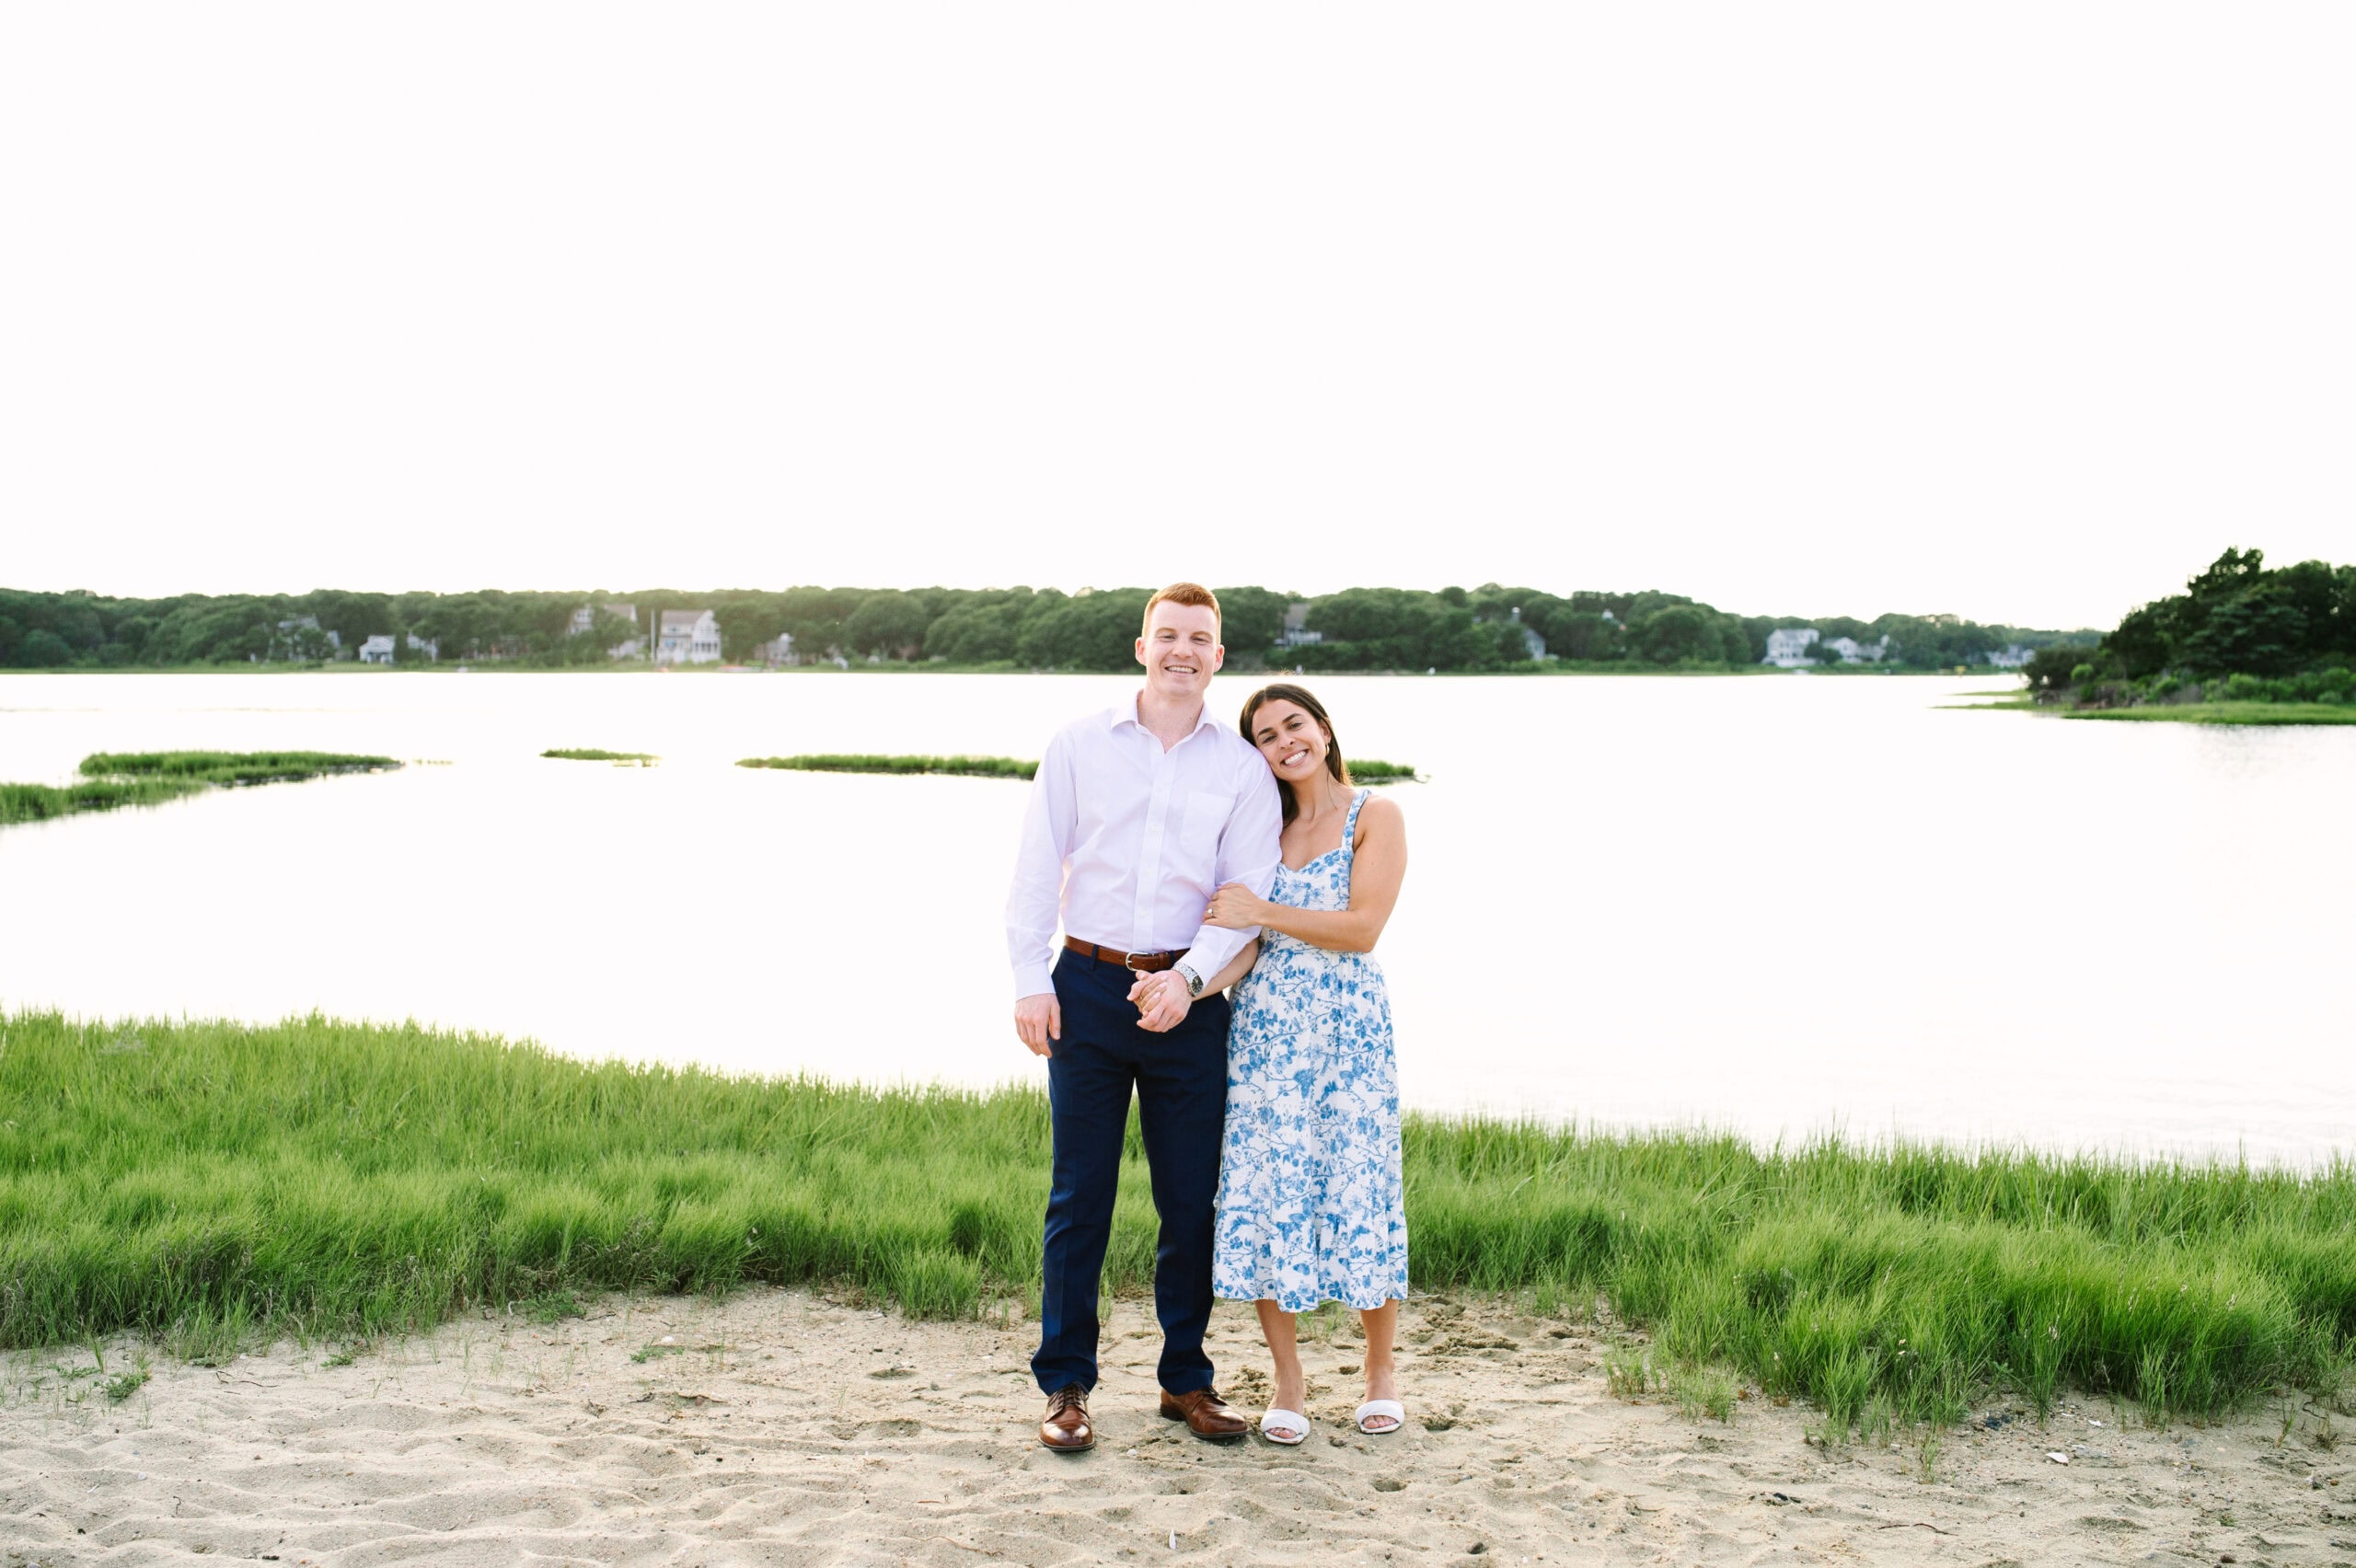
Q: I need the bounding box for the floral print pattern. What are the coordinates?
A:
[1212,790,1409,1313]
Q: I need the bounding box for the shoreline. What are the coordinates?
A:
[1,663,1995,678]
[1952,696,2356,726]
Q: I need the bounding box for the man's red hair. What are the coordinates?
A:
[1142,582,1221,639]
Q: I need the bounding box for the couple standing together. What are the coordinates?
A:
[1006,582,1411,1452]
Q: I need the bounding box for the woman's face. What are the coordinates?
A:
[1249,698,1328,789]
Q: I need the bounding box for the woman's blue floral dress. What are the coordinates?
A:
[1212,790,1408,1313]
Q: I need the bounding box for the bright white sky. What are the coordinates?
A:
[3,5,2349,629]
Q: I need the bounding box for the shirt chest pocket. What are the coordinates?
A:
[1174,788,1229,868]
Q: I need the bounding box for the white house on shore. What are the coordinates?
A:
[1823,635,1890,664]
[570,602,642,659]
[266,617,341,662]
[357,633,437,665]
[751,632,796,667]
[1763,628,1819,667]
[654,609,722,665]
[567,602,633,635]
[1985,644,2035,668]
[1277,603,1322,649]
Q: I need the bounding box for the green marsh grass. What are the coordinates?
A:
[1,1012,2349,1436]
[2063,703,2356,726]
[0,777,209,825]
[541,749,657,763]
[1949,698,2356,724]
[1347,760,1417,782]
[79,751,401,786]
[2,752,399,826]
[738,754,1038,779]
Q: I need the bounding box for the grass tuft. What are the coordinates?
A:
[523,1288,586,1324]
[1604,1347,1656,1399]
[1347,760,1418,783]
[1669,1361,1738,1423]
[540,749,657,763]
[1,1012,2348,1437]
[737,755,1037,779]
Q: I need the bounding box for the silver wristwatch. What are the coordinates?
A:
[1174,962,1205,999]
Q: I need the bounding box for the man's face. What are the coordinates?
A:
[1136,602,1223,699]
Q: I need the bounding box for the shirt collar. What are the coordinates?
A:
[1109,692,1220,738]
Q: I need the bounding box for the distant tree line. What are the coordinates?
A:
[2023,548,2356,705]
[0,582,2083,673]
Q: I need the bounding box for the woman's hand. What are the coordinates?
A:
[1203,882,1267,929]
[1126,969,1192,1032]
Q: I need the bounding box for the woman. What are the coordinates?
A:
[1202,682,1409,1444]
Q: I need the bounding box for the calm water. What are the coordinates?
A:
[3,671,2350,1165]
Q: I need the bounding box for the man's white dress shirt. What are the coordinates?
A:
[1007,694,1284,1000]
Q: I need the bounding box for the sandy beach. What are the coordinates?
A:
[4,1288,2347,1567]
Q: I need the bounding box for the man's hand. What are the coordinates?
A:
[1014,992,1062,1057]
[1203,882,1267,929]
[1127,969,1195,1033]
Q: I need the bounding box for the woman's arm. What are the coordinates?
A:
[1202,796,1406,953]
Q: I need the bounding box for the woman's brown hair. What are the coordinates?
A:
[1239,682,1351,824]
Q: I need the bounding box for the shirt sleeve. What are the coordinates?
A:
[1006,727,1077,999]
[1177,750,1284,983]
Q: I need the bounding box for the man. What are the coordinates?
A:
[1006,582,1283,1453]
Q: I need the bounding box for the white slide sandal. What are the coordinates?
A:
[1355,1400,1405,1435]
[1259,1408,1311,1446]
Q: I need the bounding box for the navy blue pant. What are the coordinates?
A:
[1032,949,1231,1397]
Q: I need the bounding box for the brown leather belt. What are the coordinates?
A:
[1064,936,1178,973]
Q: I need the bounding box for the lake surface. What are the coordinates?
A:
[3,670,2350,1166]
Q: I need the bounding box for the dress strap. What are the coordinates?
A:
[1343,788,1369,853]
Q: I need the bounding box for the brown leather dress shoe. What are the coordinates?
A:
[1040,1384,1095,1452]
[1159,1386,1250,1443]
